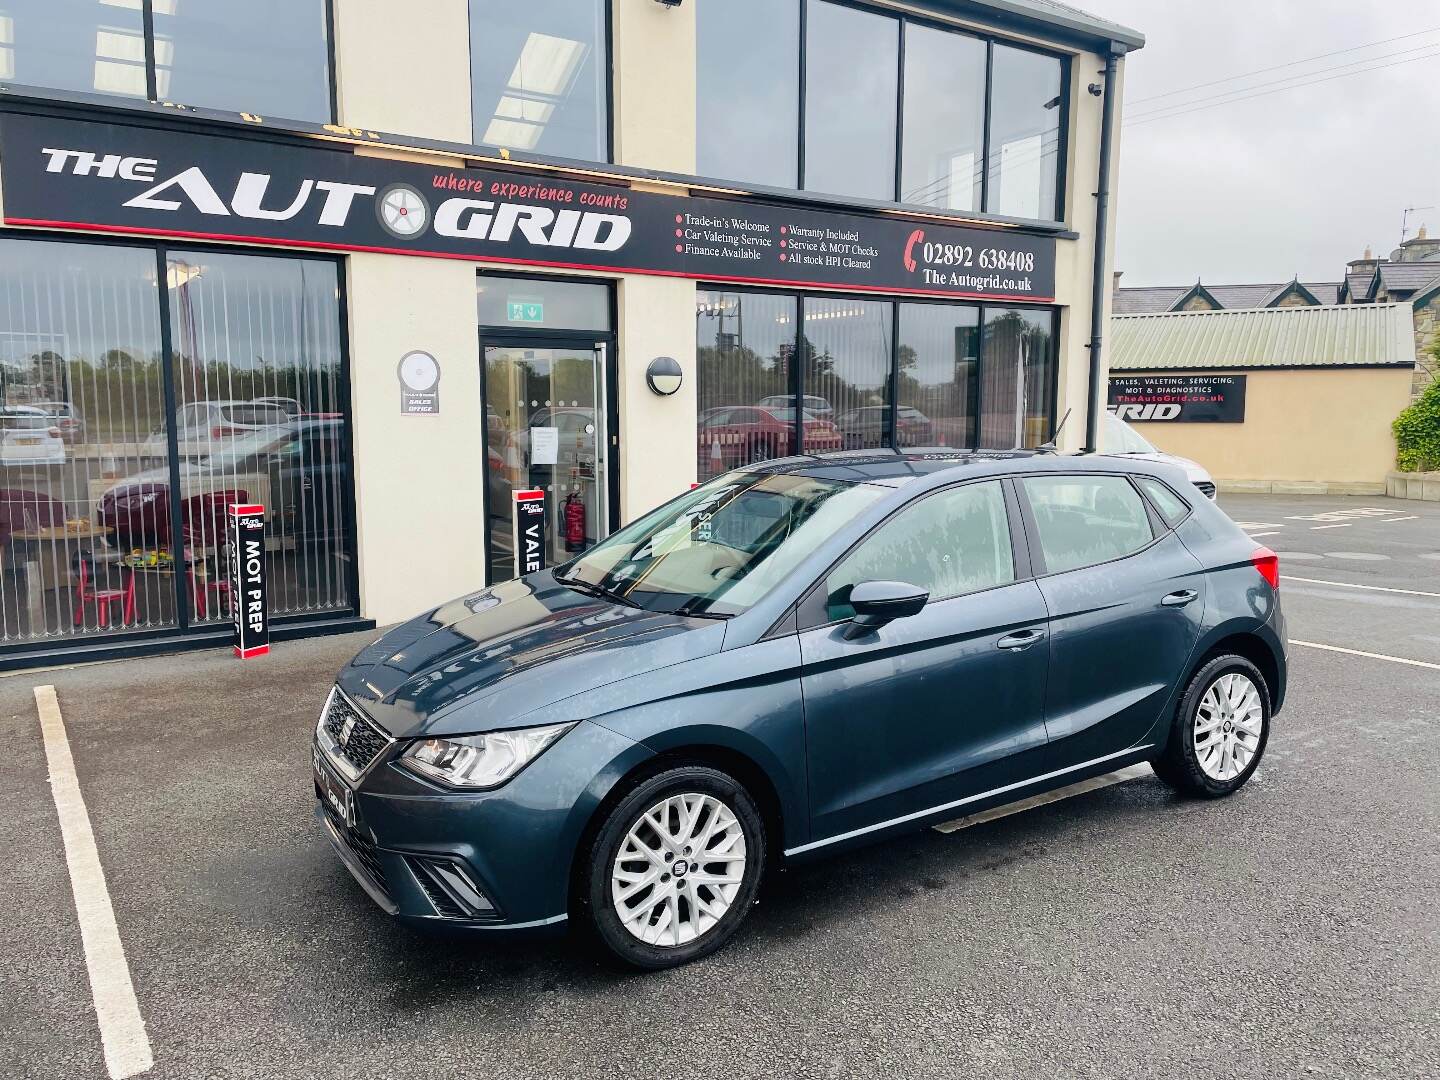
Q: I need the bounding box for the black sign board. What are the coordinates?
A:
[512,489,546,578]
[1108,374,1247,423]
[0,113,1056,303]
[227,502,269,658]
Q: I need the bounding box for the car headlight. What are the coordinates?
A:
[399,721,575,790]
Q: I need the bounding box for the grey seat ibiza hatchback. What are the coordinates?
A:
[314,450,1285,969]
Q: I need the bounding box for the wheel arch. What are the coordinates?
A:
[1187,628,1284,716]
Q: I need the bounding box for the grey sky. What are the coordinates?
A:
[1080,0,1440,287]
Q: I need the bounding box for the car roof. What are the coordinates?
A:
[737,447,1189,488]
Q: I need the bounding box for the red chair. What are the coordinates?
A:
[72,551,135,629]
[182,489,247,620]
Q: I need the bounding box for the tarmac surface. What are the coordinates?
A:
[2,492,1436,1080]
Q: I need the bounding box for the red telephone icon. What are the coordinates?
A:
[903,229,924,273]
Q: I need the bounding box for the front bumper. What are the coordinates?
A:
[314,714,651,934]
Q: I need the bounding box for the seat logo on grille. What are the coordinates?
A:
[339,716,356,747]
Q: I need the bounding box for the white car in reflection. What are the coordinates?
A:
[140,400,293,458]
[0,406,67,467]
[1101,410,1216,499]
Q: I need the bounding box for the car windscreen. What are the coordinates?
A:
[1102,411,1159,455]
[558,471,886,616]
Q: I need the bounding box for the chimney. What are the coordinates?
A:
[1113,270,1123,290]
[1364,245,1373,260]
[1420,225,1429,241]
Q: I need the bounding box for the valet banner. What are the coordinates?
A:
[0,112,1056,303]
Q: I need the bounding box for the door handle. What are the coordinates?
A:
[997,628,1046,651]
[1161,589,1199,607]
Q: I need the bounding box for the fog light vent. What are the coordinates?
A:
[405,855,497,919]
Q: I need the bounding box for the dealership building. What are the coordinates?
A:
[0,0,1140,668]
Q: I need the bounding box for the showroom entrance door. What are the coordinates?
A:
[480,337,617,585]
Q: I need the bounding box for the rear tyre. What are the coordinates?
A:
[1153,654,1270,798]
[583,766,765,970]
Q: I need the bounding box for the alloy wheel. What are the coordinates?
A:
[1193,672,1264,781]
[610,792,748,948]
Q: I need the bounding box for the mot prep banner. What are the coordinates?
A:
[227,502,269,658]
[1108,374,1247,423]
[0,113,1055,303]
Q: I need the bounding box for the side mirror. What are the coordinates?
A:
[842,579,929,639]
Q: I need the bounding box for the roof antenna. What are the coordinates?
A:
[1035,407,1072,455]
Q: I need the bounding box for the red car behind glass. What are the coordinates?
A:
[698,406,842,471]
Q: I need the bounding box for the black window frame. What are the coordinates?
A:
[0,226,361,668]
[780,0,1071,223]
[695,283,1060,470]
[1,0,339,125]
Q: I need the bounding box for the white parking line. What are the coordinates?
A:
[1283,576,1440,599]
[1290,640,1440,671]
[1380,515,1420,523]
[1310,523,1352,530]
[933,764,1153,834]
[34,685,153,1080]
[1247,531,1281,538]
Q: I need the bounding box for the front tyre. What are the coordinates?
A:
[584,766,765,970]
[1153,655,1271,798]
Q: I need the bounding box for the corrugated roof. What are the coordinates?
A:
[1110,303,1416,371]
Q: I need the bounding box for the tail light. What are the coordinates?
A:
[47,427,62,438]
[212,424,243,439]
[1251,546,1279,589]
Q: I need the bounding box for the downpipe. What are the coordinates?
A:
[1082,45,1124,453]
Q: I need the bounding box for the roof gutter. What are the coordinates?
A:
[1082,44,1123,453]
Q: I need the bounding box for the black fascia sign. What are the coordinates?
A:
[0,112,1057,303]
[1107,374,1248,423]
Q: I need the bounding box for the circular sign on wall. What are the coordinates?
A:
[398,350,440,415]
[376,183,430,239]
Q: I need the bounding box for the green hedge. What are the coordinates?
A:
[1394,375,1440,472]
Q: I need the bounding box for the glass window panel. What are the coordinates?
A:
[802,296,891,451]
[897,302,979,449]
[978,307,1054,449]
[825,480,1013,621]
[803,1,898,200]
[477,274,611,330]
[151,0,331,120]
[696,290,799,481]
[0,237,167,642]
[0,0,147,98]
[1022,475,1154,573]
[696,0,799,188]
[900,24,985,211]
[470,0,608,162]
[1136,476,1192,527]
[987,43,1063,220]
[164,250,351,622]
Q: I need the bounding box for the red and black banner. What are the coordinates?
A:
[227,502,268,658]
[1108,374,1247,423]
[512,489,546,579]
[0,112,1056,303]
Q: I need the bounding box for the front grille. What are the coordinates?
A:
[325,805,390,898]
[320,689,390,775]
[1194,481,1217,499]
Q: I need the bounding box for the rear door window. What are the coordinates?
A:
[1022,475,1155,574]
[823,480,1015,621]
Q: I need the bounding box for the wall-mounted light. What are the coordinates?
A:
[654,0,684,8]
[646,356,683,396]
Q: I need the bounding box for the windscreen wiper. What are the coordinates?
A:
[554,574,642,609]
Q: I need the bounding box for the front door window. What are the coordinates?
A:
[483,344,608,583]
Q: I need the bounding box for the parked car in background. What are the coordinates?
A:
[1101,410,1217,499]
[698,405,842,470]
[314,450,1285,970]
[758,394,834,420]
[254,395,303,418]
[101,418,346,548]
[836,405,934,449]
[34,401,85,444]
[0,406,66,467]
[141,400,293,458]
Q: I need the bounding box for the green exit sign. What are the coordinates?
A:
[507,299,544,324]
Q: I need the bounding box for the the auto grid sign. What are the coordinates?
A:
[0,112,1057,303]
[1107,374,1247,423]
